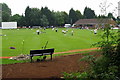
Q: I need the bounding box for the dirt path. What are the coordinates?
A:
[0,47,99,59]
[1,51,100,79]
[54,47,98,54]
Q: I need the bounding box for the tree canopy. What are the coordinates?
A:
[1,3,11,22]
[1,3,119,27]
[83,7,96,19]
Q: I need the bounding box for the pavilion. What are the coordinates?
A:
[73,19,116,29]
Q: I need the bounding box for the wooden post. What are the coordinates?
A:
[51,54,52,60]
[30,56,33,63]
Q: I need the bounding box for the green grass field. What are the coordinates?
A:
[2,28,101,57]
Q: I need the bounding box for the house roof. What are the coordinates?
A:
[74,19,116,25]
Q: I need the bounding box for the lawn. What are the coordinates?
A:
[2,28,100,57]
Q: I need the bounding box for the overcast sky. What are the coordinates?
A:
[0,0,119,17]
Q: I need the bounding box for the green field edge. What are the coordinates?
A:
[1,49,100,64]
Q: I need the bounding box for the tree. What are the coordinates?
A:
[75,10,83,19]
[25,7,42,27]
[29,8,41,26]
[25,6,31,26]
[62,11,69,24]
[69,8,83,24]
[107,13,113,18]
[69,8,77,24]
[98,15,107,18]
[18,14,26,27]
[1,3,11,21]
[41,7,55,26]
[10,14,22,26]
[40,15,49,27]
[116,17,120,25]
[2,12,10,22]
[83,7,96,19]
[1,3,11,15]
[54,11,65,26]
[11,14,21,21]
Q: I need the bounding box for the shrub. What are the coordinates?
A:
[63,25,120,80]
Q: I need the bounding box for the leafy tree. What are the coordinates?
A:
[10,14,21,21]
[107,13,113,18]
[83,7,96,19]
[29,8,41,26]
[10,14,22,26]
[1,3,11,21]
[69,8,83,24]
[116,17,120,25]
[25,7,42,26]
[76,10,83,19]
[40,15,49,27]
[62,11,69,24]
[2,11,10,22]
[69,8,77,24]
[107,13,116,21]
[54,11,65,26]
[25,6,31,26]
[41,7,55,26]
[18,14,26,27]
[1,3,11,15]
[98,15,107,18]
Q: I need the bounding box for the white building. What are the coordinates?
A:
[2,22,17,29]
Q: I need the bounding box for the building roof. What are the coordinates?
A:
[74,19,116,25]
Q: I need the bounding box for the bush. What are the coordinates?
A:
[89,25,120,80]
[63,25,120,80]
[63,72,89,80]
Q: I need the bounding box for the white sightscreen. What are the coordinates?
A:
[2,22,17,29]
